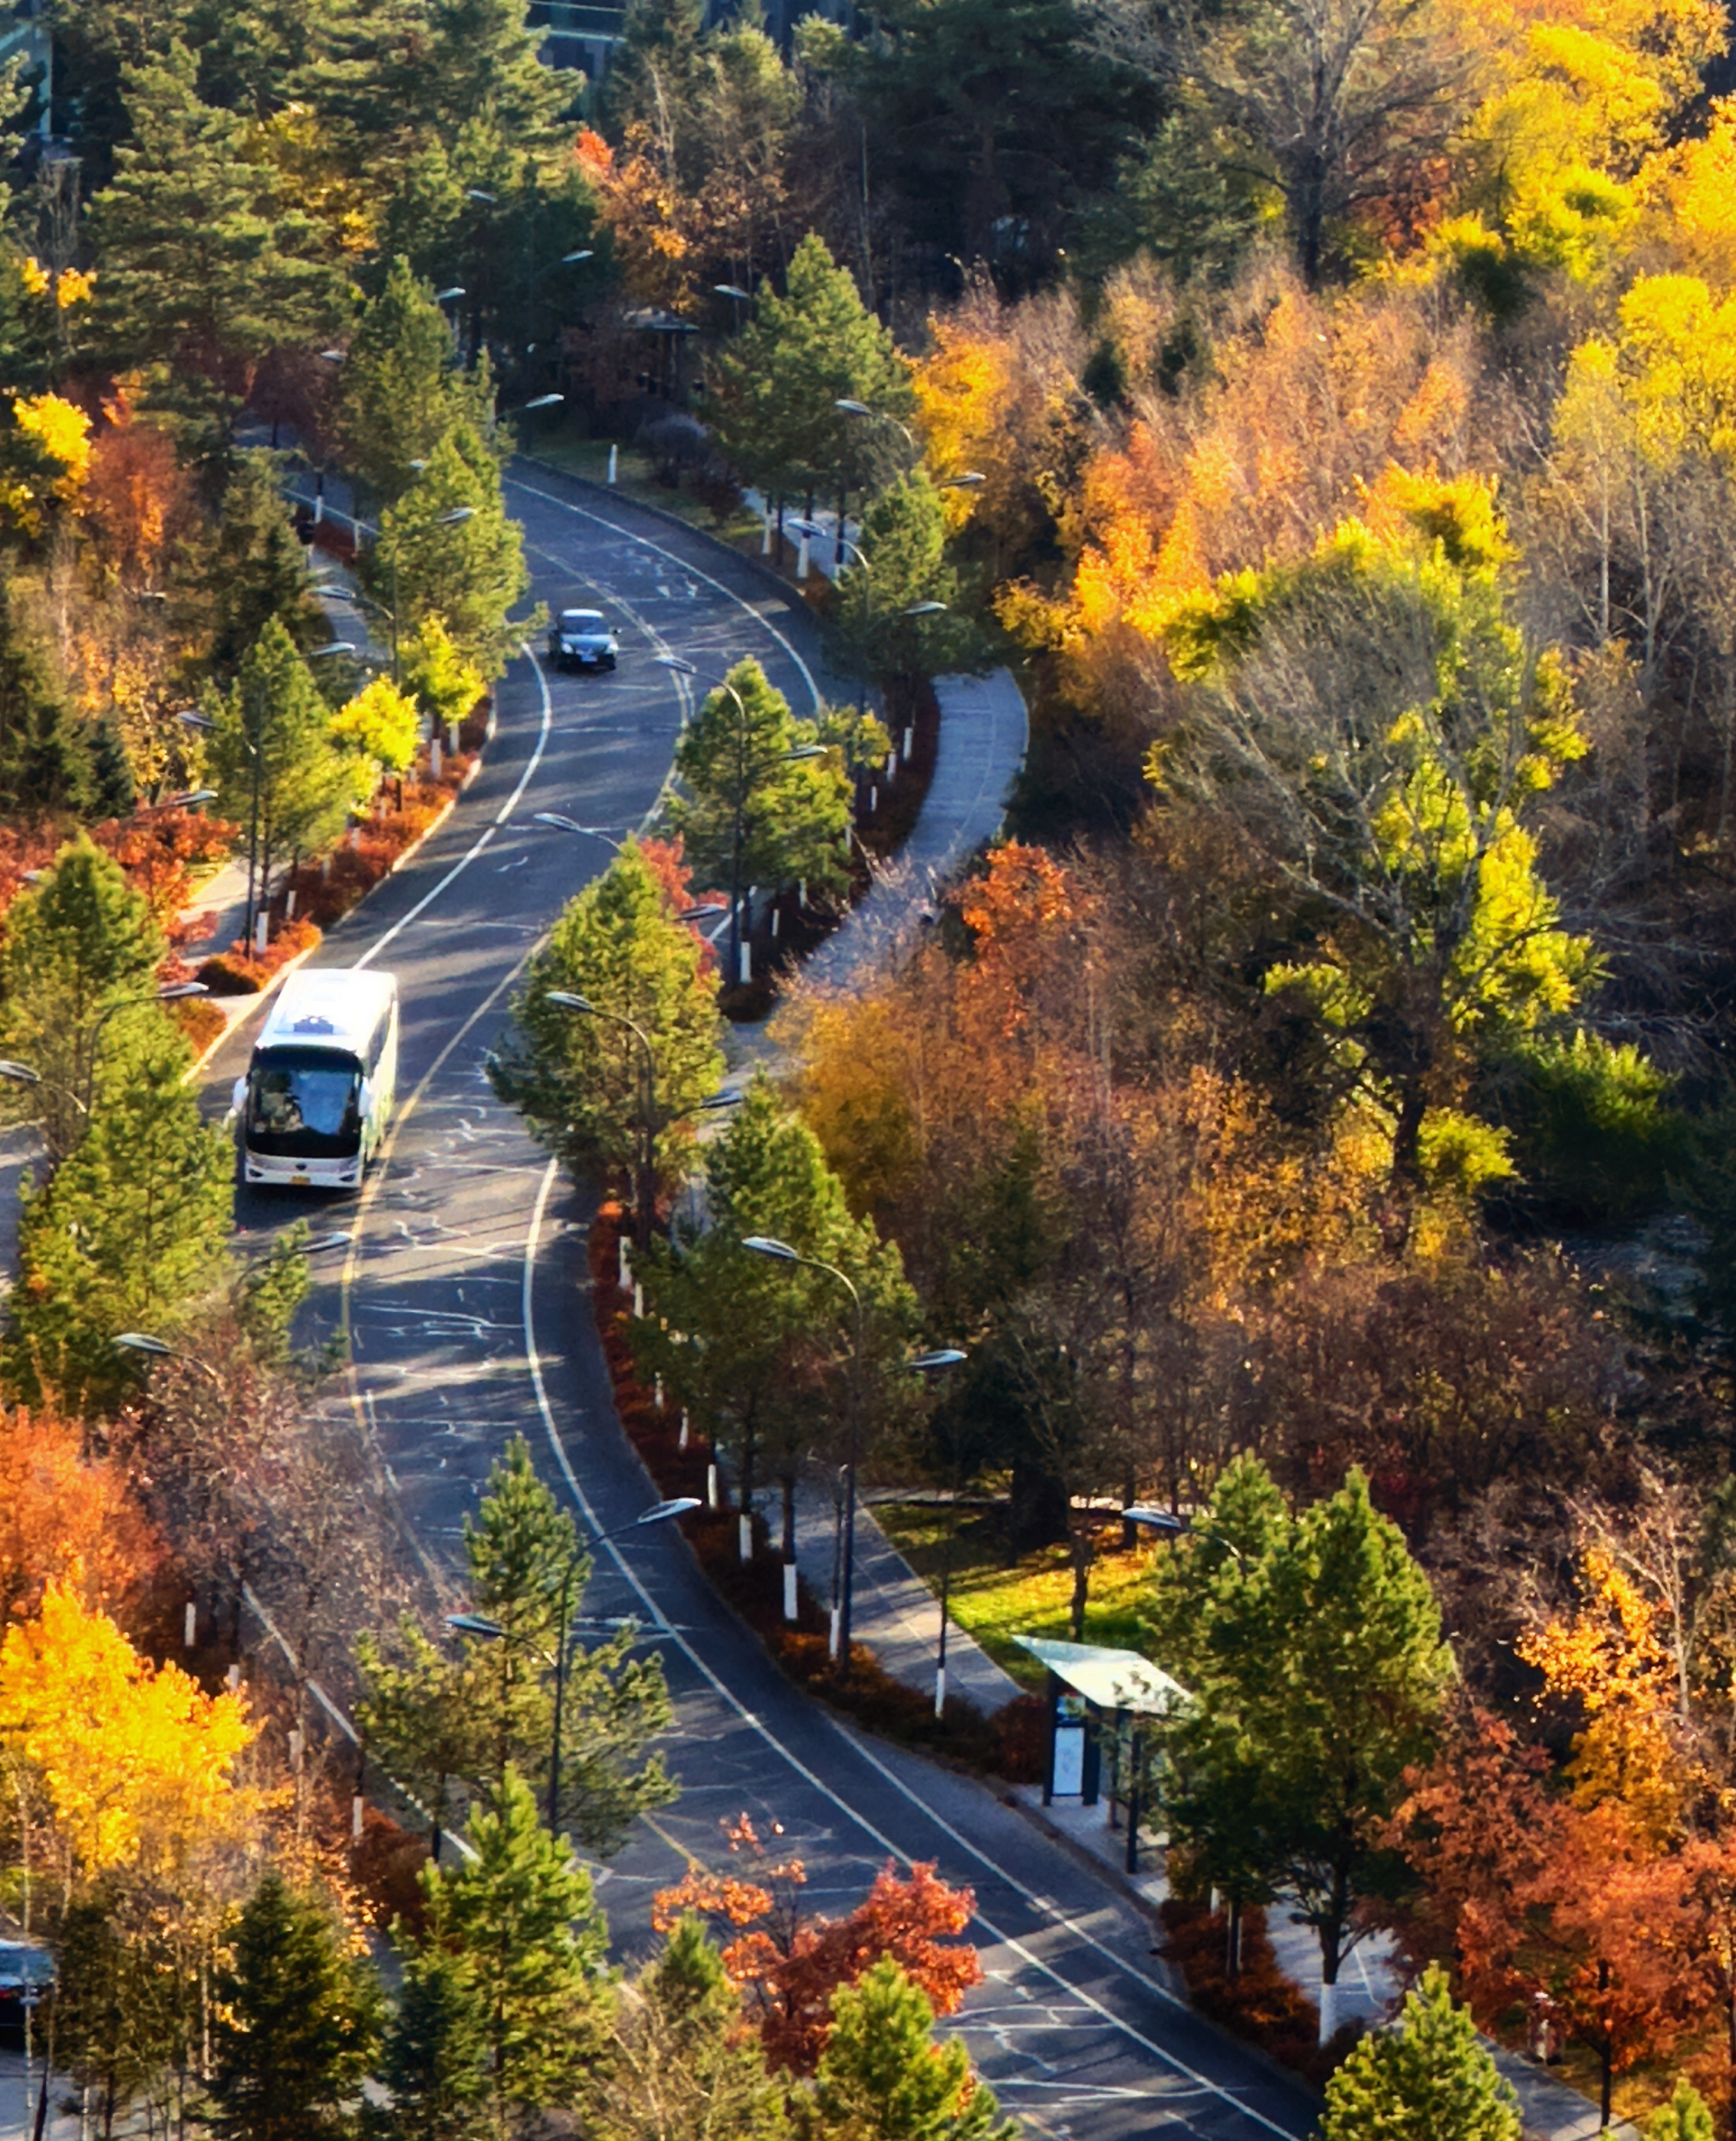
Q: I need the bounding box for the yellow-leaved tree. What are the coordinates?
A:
[0,1579,259,1887]
[1518,1548,1689,1847]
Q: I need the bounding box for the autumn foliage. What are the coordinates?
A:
[653,1815,981,2073]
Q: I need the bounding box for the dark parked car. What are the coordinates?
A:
[549,608,619,672]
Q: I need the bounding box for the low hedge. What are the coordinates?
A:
[588,1201,1043,1783]
[1159,1896,1361,2088]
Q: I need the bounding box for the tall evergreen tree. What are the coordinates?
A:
[5,1015,233,1410]
[358,1438,676,1856]
[712,235,912,513]
[194,451,324,679]
[367,419,527,678]
[87,42,337,445]
[416,1768,614,2133]
[809,1960,1013,2141]
[211,617,353,925]
[833,471,975,690]
[0,576,94,819]
[0,832,166,1163]
[1319,1965,1520,2141]
[668,658,853,920]
[587,1915,787,2141]
[372,1942,490,2141]
[636,1076,919,1567]
[208,1872,385,2141]
[1148,1460,1453,1991]
[336,259,469,507]
[489,838,724,1217]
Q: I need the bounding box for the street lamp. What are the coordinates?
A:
[446,1494,700,1829]
[0,1058,86,1119]
[908,1347,970,1716]
[113,1332,222,1385]
[740,1238,961,1678]
[544,992,661,1255]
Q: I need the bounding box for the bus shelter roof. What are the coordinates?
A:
[1012,1636,1191,1717]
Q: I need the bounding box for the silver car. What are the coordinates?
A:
[549,607,619,672]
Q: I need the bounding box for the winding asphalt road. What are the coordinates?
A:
[212,465,1319,2141]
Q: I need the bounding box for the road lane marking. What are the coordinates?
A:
[508,476,822,712]
[520,1158,1301,2141]
[355,643,555,969]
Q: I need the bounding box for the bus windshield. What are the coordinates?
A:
[246,1047,364,1158]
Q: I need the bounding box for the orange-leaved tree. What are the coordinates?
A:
[0,1404,158,1626]
[653,1814,980,2073]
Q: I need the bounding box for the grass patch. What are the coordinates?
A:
[873,1502,1163,1692]
[523,433,765,546]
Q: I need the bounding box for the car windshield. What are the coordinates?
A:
[560,613,605,632]
[246,1045,364,1158]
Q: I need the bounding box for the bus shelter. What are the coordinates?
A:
[1014,1636,1191,1874]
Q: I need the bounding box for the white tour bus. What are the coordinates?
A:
[233,968,399,1190]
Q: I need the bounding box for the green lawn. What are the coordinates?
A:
[873,1501,1164,1693]
[521,432,765,547]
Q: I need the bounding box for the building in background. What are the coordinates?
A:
[529,0,851,78]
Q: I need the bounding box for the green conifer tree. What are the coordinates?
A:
[5,1016,233,1410]
[367,419,527,678]
[489,838,724,1213]
[212,617,354,923]
[636,1076,919,1568]
[87,42,337,447]
[337,259,466,506]
[0,577,93,818]
[1320,1965,1520,2141]
[372,1942,490,2141]
[417,1768,613,2132]
[668,658,853,917]
[712,235,912,513]
[809,1960,1014,2141]
[208,1871,385,2141]
[1152,1463,1453,1992]
[833,472,975,691]
[587,1915,787,2141]
[358,1438,676,1856]
[195,451,324,680]
[0,831,166,1162]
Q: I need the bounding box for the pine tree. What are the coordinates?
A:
[489,838,724,1208]
[417,1767,614,2131]
[1320,1965,1520,2141]
[587,1914,787,2141]
[197,451,324,680]
[373,1942,490,2141]
[0,832,166,1163]
[1155,1463,1453,1991]
[5,1017,234,1411]
[712,235,913,511]
[668,658,853,911]
[87,42,337,445]
[833,472,974,690]
[1645,2081,1717,2141]
[367,419,527,678]
[808,1959,1013,2141]
[358,1438,675,1856]
[212,617,353,914]
[336,259,465,507]
[0,577,92,819]
[208,1871,384,2141]
[637,1076,919,1567]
